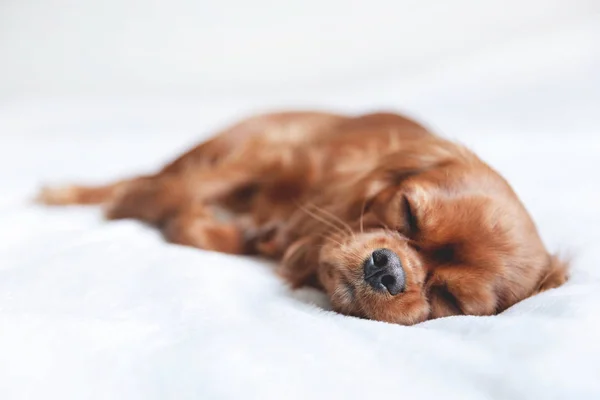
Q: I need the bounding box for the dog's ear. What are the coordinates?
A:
[535,254,569,294]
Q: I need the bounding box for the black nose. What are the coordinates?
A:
[363,248,406,295]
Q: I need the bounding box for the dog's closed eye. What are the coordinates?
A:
[402,195,418,235]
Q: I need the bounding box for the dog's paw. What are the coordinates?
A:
[34,185,80,205]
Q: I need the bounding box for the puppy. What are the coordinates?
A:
[37,111,568,325]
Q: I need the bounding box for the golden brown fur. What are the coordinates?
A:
[37,111,568,325]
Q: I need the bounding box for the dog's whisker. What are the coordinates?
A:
[318,233,345,248]
[359,197,369,234]
[296,205,348,238]
[295,201,353,238]
[305,202,355,237]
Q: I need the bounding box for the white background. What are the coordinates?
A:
[1,0,598,98]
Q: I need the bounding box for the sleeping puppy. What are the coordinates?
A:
[37,111,568,325]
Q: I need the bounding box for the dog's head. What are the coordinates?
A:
[281,137,567,325]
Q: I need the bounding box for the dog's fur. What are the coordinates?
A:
[37,111,568,325]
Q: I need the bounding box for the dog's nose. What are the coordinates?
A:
[363,248,406,295]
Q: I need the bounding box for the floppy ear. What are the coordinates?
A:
[535,255,569,294]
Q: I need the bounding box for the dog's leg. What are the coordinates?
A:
[35,135,237,222]
[102,174,186,224]
[101,157,267,224]
[35,178,136,206]
[161,203,247,254]
[36,173,182,224]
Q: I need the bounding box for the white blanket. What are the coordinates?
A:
[1,20,600,400]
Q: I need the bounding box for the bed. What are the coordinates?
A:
[1,16,600,400]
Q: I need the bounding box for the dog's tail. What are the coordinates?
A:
[34,180,131,206]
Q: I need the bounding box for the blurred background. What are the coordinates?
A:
[0,0,599,197]
[1,0,598,126]
[4,0,596,96]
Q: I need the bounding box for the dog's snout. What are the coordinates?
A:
[363,248,406,295]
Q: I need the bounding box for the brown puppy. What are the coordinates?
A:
[37,111,568,325]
